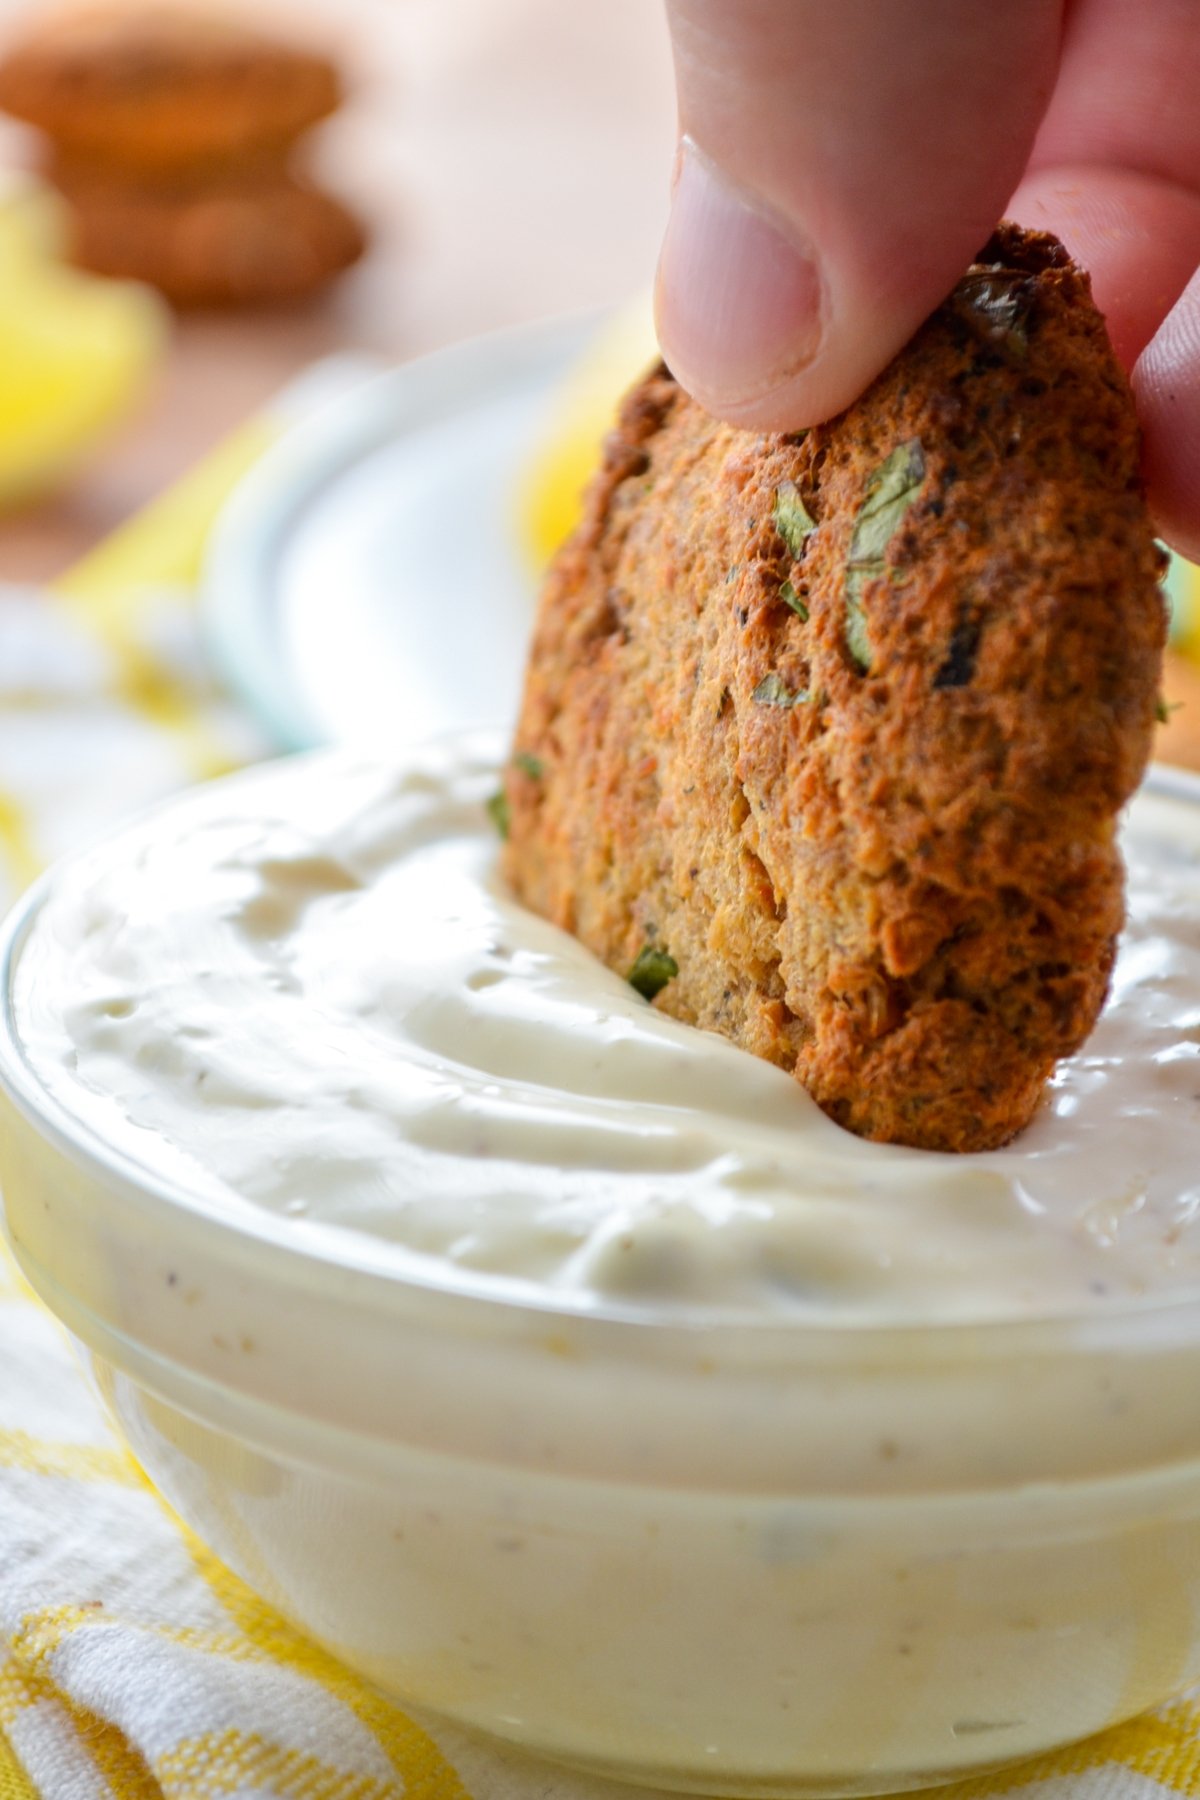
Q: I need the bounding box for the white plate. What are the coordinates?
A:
[202,314,597,752]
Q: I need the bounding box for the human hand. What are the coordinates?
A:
[655,0,1200,558]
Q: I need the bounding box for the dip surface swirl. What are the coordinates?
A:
[16,737,1200,1325]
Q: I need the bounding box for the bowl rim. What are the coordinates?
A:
[4,751,1200,1356]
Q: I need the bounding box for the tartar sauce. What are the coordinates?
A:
[16,736,1200,1324]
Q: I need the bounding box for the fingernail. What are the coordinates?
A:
[655,138,824,413]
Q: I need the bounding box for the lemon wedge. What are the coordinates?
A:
[0,178,167,508]
[520,292,657,572]
[1167,550,1200,662]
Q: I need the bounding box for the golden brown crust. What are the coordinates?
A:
[52,160,365,305]
[503,224,1167,1154]
[0,5,340,173]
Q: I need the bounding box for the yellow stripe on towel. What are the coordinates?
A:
[0,794,40,897]
[53,415,277,785]
[0,1433,143,1488]
[182,1533,472,1800]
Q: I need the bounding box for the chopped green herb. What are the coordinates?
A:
[773,481,817,558]
[955,269,1030,355]
[628,945,679,1001]
[512,751,544,780]
[845,439,926,672]
[780,579,809,620]
[486,790,510,838]
[753,672,810,708]
[850,440,926,566]
[844,584,872,674]
[725,563,742,585]
[1157,698,1184,725]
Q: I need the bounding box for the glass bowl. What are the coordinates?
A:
[3,759,1200,1800]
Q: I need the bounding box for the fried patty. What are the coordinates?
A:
[0,6,340,174]
[503,224,1166,1154]
[52,160,365,306]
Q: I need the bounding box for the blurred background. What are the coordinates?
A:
[0,0,1196,832]
[0,0,675,583]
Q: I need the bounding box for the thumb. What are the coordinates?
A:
[655,0,1063,429]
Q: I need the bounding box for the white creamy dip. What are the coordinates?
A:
[15,736,1200,1325]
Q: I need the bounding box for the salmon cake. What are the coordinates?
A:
[502,224,1166,1154]
[0,5,340,175]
